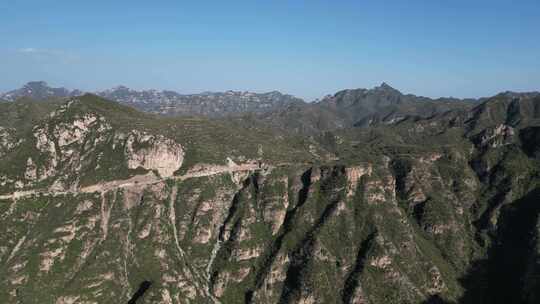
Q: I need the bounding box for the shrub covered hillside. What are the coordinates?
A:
[0,92,540,304]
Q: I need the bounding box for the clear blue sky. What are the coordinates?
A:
[1,0,539,100]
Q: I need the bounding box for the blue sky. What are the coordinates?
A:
[1,0,539,100]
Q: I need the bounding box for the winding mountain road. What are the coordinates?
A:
[0,162,265,201]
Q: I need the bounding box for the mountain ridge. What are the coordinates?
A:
[2,81,538,137]
[0,81,305,117]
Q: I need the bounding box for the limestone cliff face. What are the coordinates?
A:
[31,108,111,188]
[125,131,184,178]
[0,99,186,193]
[0,127,20,158]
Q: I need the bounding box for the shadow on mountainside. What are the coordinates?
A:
[421,295,452,304]
[457,188,540,304]
[128,281,152,304]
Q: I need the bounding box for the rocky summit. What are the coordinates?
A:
[0,88,539,304]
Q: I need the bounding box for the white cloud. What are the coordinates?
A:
[18,48,66,56]
[19,47,39,53]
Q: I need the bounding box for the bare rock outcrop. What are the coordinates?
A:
[124,131,185,178]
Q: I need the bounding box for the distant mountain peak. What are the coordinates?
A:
[109,85,132,91]
[374,82,400,94]
[1,81,77,101]
[24,81,49,87]
[21,81,50,93]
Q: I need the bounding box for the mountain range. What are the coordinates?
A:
[1,81,487,134]
[2,81,482,121]
[0,81,539,304]
[1,81,303,118]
